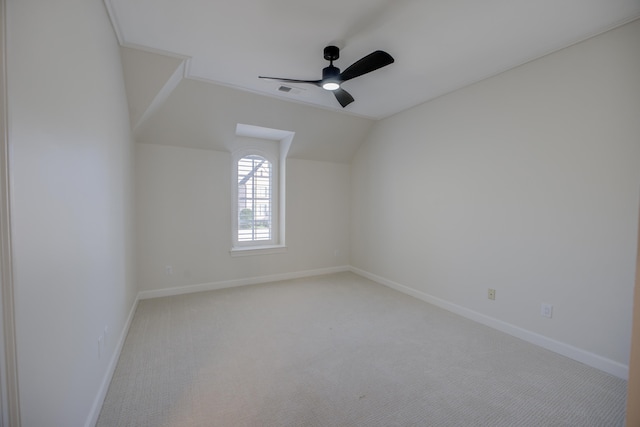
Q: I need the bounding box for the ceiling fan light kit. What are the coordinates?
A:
[259,45,394,108]
[322,82,340,91]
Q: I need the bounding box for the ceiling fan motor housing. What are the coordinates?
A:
[322,65,340,80]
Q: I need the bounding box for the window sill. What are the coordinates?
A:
[230,245,287,257]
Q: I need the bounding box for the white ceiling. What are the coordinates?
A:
[106,0,640,120]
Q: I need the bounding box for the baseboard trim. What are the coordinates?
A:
[350,266,629,380]
[84,295,140,427]
[137,265,351,300]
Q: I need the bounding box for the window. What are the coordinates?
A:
[237,154,272,243]
[231,147,281,253]
[230,124,293,255]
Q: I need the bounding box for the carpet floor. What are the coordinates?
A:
[97,272,627,426]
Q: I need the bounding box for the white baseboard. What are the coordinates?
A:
[138,265,351,300]
[85,295,140,427]
[349,266,629,380]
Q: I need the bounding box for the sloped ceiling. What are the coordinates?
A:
[120,46,186,130]
[110,0,640,162]
[134,78,375,163]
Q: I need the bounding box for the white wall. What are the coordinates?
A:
[135,143,350,293]
[351,19,640,371]
[6,0,136,425]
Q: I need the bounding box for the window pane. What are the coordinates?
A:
[237,155,272,242]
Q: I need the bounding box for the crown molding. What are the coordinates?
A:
[103,0,125,45]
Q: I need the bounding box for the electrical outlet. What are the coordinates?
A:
[541,303,553,318]
[488,289,496,300]
[165,265,173,275]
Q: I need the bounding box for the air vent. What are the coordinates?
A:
[277,85,304,95]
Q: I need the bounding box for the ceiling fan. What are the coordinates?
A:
[259,46,394,108]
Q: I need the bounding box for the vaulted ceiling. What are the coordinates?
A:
[106,0,640,162]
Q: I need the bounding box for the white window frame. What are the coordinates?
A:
[231,149,287,256]
[230,125,293,256]
[232,148,279,251]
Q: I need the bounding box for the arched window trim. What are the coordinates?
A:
[231,147,285,254]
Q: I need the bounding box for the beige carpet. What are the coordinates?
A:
[97,272,627,426]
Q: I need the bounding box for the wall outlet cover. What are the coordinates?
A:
[541,303,553,318]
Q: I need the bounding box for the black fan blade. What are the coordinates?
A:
[339,50,394,82]
[334,88,355,108]
[258,76,321,86]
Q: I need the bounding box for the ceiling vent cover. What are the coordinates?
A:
[277,85,304,95]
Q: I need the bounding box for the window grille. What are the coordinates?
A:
[237,155,272,242]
